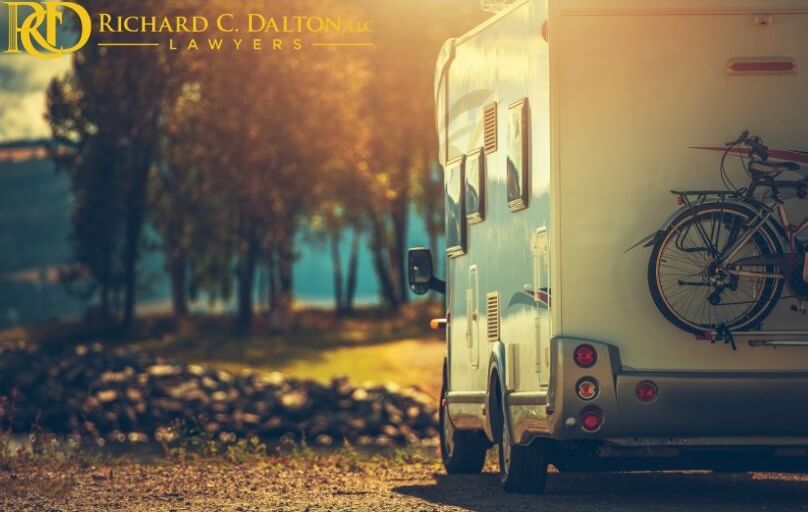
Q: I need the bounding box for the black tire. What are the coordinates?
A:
[493,381,548,494]
[439,367,488,474]
[648,202,784,335]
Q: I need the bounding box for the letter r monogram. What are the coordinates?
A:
[5,1,92,59]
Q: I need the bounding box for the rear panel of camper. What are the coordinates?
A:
[553,0,808,371]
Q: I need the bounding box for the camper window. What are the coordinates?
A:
[507,99,530,212]
[465,149,485,224]
[446,156,466,257]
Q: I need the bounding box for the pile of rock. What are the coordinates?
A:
[0,341,439,447]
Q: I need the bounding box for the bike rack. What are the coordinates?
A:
[699,328,808,350]
[735,331,808,348]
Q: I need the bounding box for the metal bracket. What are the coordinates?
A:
[735,331,808,347]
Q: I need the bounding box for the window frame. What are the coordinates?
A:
[465,148,485,225]
[445,155,467,258]
[506,98,530,213]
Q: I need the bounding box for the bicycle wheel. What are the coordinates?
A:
[648,202,784,335]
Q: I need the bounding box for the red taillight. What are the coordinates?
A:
[573,344,597,368]
[576,378,598,401]
[636,381,658,403]
[580,408,603,432]
[675,195,686,207]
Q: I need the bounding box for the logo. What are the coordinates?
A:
[4,1,91,59]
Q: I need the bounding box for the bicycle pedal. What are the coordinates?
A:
[790,303,808,315]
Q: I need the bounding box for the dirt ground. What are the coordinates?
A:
[4,451,808,512]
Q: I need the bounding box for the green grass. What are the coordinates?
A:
[184,337,444,398]
[1,302,448,397]
[133,306,446,398]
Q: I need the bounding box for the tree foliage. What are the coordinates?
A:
[48,0,486,331]
[48,0,191,325]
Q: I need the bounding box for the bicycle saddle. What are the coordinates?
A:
[749,160,802,174]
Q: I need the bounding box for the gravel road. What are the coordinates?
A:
[3,452,808,512]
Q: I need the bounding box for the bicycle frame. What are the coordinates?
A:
[720,174,807,274]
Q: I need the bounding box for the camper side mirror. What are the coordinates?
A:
[408,248,445,295]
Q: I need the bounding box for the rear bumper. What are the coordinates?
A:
[608,370,808,438]
[511,337,808,446]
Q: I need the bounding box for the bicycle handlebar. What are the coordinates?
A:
[725,130,769,161]
[726,130,750,147]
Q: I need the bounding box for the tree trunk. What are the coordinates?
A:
[344,226,361,315]
[100,284,111,319]
[169,252,189,317]
[237,232,259,333]
[267,246,279,311]
[423,161,443,301]
[390,191,410,306]
[368,211,399,310]
[122,154,150,330]
[274,235,295,332]
[330,231,344,314]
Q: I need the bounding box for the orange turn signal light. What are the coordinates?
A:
[430,318,448,330]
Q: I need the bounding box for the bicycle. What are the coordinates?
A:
[636,131,808,345]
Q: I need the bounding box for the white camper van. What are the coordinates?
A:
[408,0,808,494]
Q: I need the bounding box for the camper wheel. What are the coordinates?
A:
[439,364,488,474]
[492,379,548,494]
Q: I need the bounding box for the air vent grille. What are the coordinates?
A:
[486,292,500,342]
[483,103,497,154]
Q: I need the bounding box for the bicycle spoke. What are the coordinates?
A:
[654,207,781,332]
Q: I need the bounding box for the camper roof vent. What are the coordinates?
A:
[480,0,516,13]
[484,103,498,154]
[486,292,500,342]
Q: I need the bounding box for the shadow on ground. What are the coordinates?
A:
[395,471,808,511]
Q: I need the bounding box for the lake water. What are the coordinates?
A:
[0,144,441,328]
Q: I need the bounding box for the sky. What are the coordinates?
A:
[0,7,73,142]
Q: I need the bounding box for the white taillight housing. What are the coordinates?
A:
[576,378,599,401]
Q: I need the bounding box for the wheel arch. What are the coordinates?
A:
[485,341,509,443]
